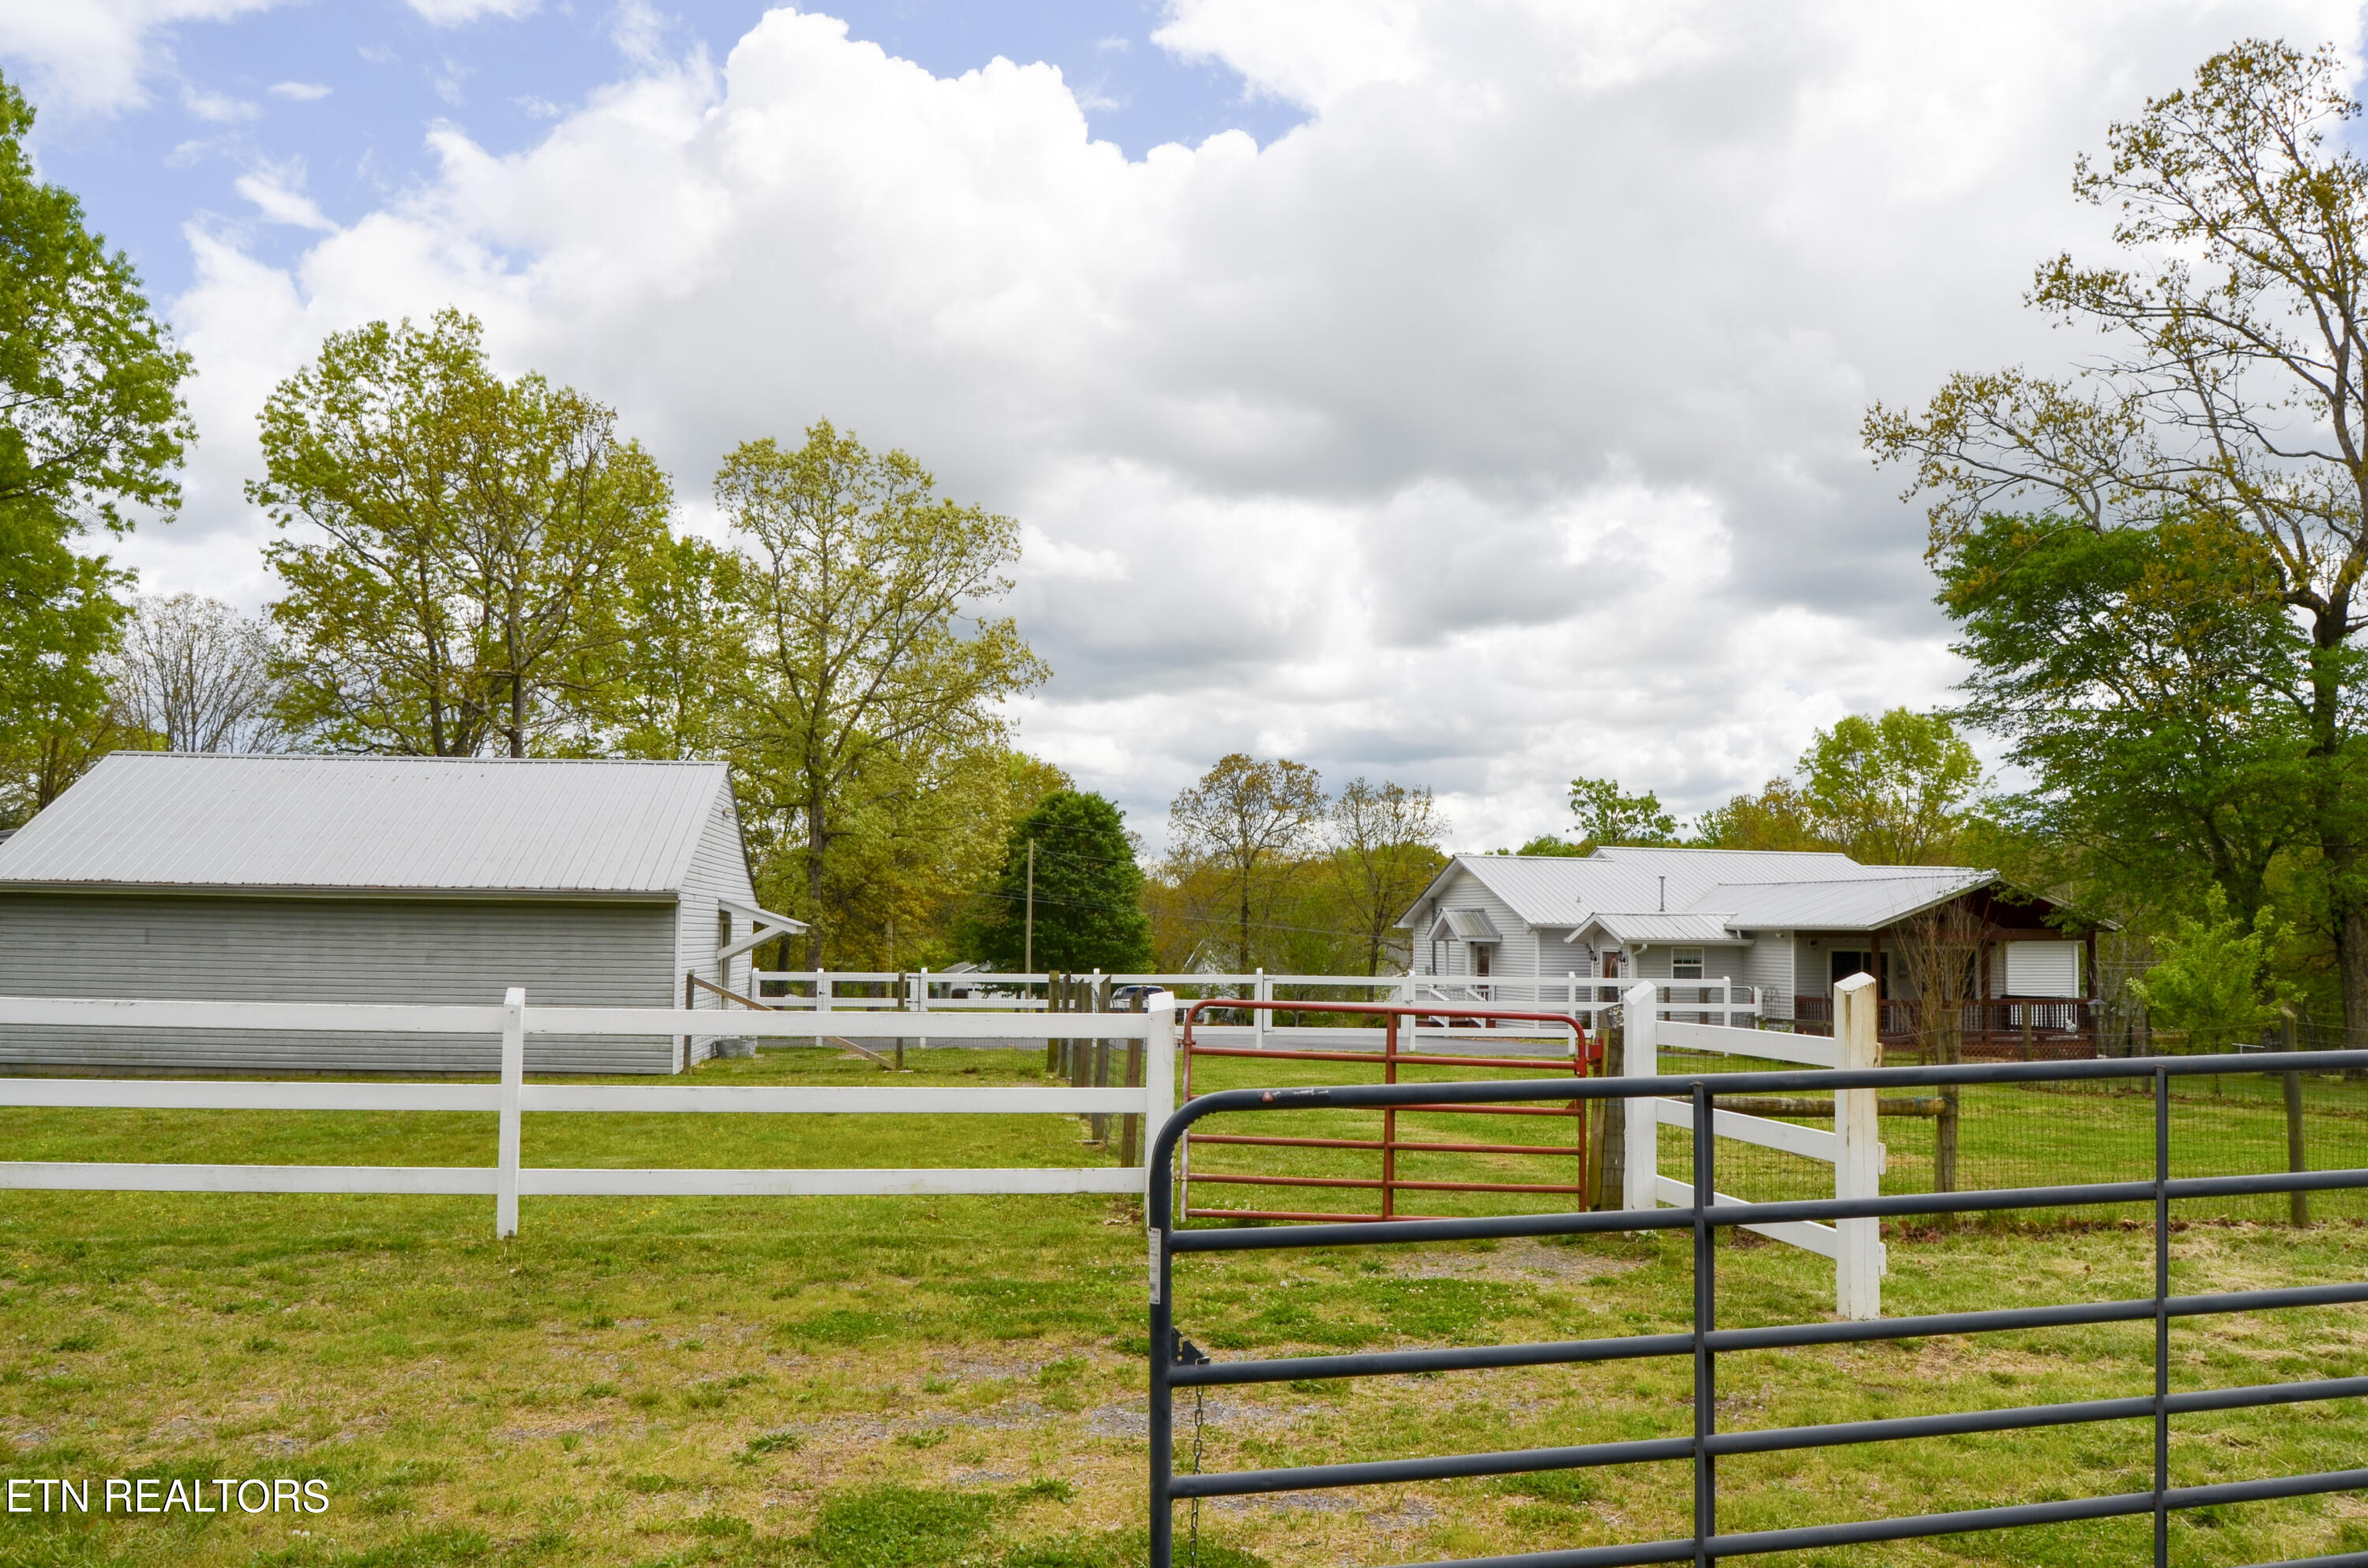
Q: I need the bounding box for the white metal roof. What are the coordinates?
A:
[1590,911,1748,945]
[1703,871,1998,932]
[0,753,739,897]
[1440,907,1503,941]
[1403,847,2058,943]
[1407,847,1953,932]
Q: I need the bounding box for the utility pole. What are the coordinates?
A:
[1025,838,1037,976]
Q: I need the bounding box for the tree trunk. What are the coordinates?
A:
[1934,1091,1960,1199]
[2342,903,2368,1076]
[1236,861,1252,971]
[804,795,827,971]
[2306,619,2368,1062]
[1934,974,1964,1226]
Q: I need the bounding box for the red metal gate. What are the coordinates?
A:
[1178,999,1601,1222]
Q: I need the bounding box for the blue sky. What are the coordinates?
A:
[21,2,1306,305]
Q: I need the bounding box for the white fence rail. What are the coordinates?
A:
[748,969,1756,1045]
[0,989,1176,1237]
[1624,974,1884,1319]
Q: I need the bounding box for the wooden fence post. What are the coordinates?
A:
[1045,973,1062,1074]
[496,986,526,1240]
[1834,973,1885,1319]
[1594,1017,1624,1210]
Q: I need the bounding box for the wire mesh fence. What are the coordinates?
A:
[1659,1046,2368,1226]
[1178,1024,2368,1230]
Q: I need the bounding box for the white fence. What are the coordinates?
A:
[0,989,1175,1237]
[1624,974,1884,1319]
[751,968,1756,1044]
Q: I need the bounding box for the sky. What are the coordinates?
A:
[5,0,2364,855]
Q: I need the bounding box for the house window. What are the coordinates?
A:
[1602,951,1621,980]
[717,910,733,952]
[1472,944,1493,978]
[1672,947,1704,980]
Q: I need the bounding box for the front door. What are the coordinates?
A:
[1830,950,1889,993]
[1472,945,1492,978]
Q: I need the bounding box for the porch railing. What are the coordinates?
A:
[1793,995,2100,1057]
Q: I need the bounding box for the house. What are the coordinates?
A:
[1399,846,2103,1049]
[0,753,803,1075]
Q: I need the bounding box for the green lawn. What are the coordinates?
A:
[1,1043,2364,1566]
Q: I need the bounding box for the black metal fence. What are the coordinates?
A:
[1654,1050,2368,1224]
[1146,1048,2368,1568]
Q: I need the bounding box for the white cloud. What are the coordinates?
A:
[179,82,257,122]
[148,0,2364,850]
[267,80,330,101]
[234,162,335,229]
[0,0,286,115]
[403,0,537,26]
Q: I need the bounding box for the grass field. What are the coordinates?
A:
[2,1042,2365,1566]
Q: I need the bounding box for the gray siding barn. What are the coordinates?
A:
[0,754,801,1076]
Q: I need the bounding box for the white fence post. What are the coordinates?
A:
[1144,990,1176,1190]
[1623,982,1658,1214]
[1834,973,1884,1319]
[1254,968,1268,1048]
[496,986,525,1239]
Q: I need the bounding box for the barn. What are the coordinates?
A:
[0,753,803,1076]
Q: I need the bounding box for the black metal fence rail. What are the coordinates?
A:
[1145,1048,2368,1568]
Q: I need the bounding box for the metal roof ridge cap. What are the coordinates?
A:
[0,880,680,900]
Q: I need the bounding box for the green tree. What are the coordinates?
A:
[254,310,675,756]
[0,69,191,818]
[594,535,744,761]
[1167,754,1327,970]
[1867,39,2368,1043]
[2132,884,2288,1053]
[1329,778,1448,974]
[1797,709,1983,865]
[1512,833,1588,856]
[784,741,1037,971]
[1567,776,1680,847]
[1691,777,1833,853]
[718,421,1047,967]
[964,790,1152,973]
[1938,512,2307,925]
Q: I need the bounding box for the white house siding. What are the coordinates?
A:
[672,787,761,1064]
[1414,866,1529,980]
[1631,945,1749,983]
[0,893,676,1074]
[1794,934,1850,1002]
[1741,934,1797,1020]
